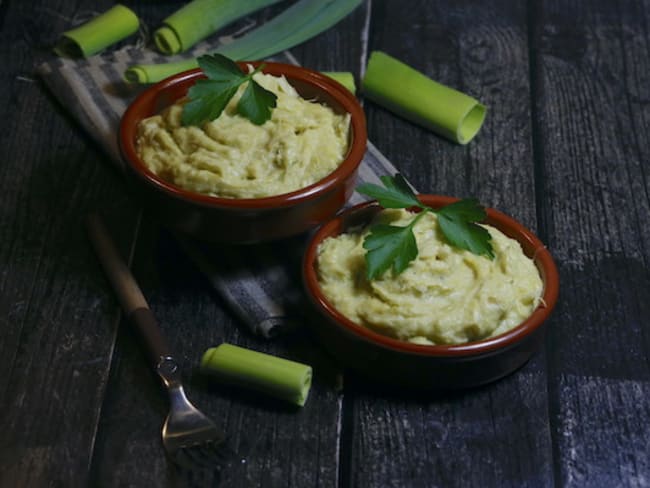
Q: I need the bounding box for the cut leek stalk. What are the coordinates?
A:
[124,59,198,84]
[323,71,356,93]
[154,0,283,55]
[124,0,363,83]
[124,65,357,95]
[54,5,139,58]
[362,51,486,144]
[201,343,312,407]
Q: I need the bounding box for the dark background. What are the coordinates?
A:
[1,0,649,486]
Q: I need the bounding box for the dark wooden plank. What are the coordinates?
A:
[343,1,555,487]
[345,371,553,488]
[532,0,650,485]
[4,0,649,486]
[86,2,371,487]
[0,1,143,486]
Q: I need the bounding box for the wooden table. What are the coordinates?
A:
[3,1,650,486]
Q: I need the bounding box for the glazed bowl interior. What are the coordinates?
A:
[302,195,559,387]
[119,62,367,210]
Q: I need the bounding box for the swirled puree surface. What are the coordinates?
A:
[316,209,544,345]
[136,72,350,198]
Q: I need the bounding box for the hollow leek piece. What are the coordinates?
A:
[123,60,199,85]
[54,5,139,58]
[201,343,312,406]
[124,0,363,83]
[154,0,283,55]
[124,58,199,84]
[323,71,356,93]
[362,51,486,144]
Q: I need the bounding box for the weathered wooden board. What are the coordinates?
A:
[0,1,142,486]
[2,0,650,486]
[533,1,650,486]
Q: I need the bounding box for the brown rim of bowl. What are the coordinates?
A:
[119,62,367,210]
[303,196,560,357]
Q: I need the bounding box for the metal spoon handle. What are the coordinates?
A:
[86,213,171,368]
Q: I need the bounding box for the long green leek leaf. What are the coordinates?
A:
[54,5,139,58]
[124,0,363,84]
[215,0,339,60]
[240,0,361,61]
[362,51,486,144]
[154,0,283,55]
[201,343,312,406]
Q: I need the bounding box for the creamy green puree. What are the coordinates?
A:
[136,72,350,198]
[316,208,543,345]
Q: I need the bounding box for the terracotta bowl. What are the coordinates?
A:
[303,196,559,389]
[119,62,367,243]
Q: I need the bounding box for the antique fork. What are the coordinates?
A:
[86,213,226,468]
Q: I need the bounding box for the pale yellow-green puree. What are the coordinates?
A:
[316,209,543,345]
[136,72,350,198]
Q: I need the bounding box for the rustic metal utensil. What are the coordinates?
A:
[85,213,226,468]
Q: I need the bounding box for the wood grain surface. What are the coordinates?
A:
[0,0,649,487]
[533,1,650,486]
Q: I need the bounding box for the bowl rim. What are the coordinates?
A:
[303,195,559,357]
[119,62,367,210]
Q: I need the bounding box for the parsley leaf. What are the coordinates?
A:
[357,174,421,209]
[436,199,495,259]
[198,53,244,81]
[363,222,419,280]
[358,174,494,280]
[181,54,277,127]
[237,78,278,125]
[182,80,240,126]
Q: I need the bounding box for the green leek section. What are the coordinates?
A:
[54,5,139,58]
[201,343,312,406]
[154,0,283,55]
[124,0,363,83]
[219,0,361,61]
[362,51,486,145]
[323,71,356,93]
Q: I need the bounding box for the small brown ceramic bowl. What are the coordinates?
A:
[119,62,367,243]
[303,195,559,389]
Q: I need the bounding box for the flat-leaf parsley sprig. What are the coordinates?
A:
[357,174,495,280]
[181,53,278,127]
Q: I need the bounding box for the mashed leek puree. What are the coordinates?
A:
[136,72,350,198]
[316,209,543,345]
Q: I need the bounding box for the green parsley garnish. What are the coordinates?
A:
[357,174,495,280]
[181,53,278,127]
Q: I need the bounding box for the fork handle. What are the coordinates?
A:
[86,213,171,368]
